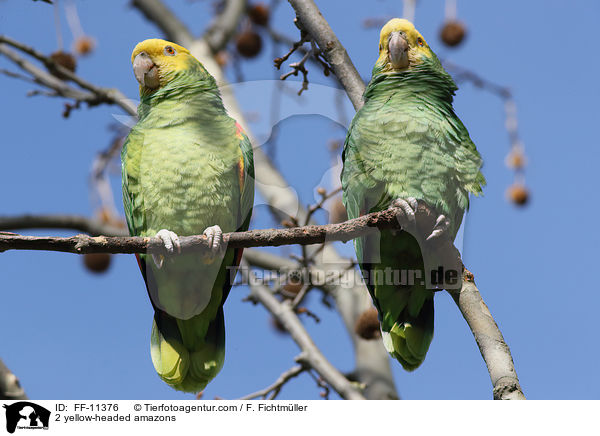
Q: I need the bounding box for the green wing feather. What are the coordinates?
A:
[237,128,255,233]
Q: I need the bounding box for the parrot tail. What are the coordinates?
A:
[363,229,435,371]
[150,308,225,393]
[381,294,434,371]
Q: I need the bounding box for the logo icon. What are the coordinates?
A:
[3,402,50,434]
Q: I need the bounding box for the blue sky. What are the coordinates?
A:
[1,0,599,399]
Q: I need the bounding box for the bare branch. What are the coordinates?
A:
[0,214,127,236]
[280,48,310,95]
[204,0,248,53]
[242,266,365,400]
[0,205,432,255]
[449,271,526,400]
[0,36,136,116]
[238,363,305,400]
[0,44,90,101]
[0,359,27,400]
[287,0,365,110]
[130,0,194,47]
[273,30,309,69]
[277,34,334,97]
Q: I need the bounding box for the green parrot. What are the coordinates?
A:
[341,19,485,370]
[121,39,254,392]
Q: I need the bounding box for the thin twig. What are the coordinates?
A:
[237,363,305,400]
[305,368,330,399]
[0,36,136,116]
[280,49,310,95]
[273,30,309,69]
[287,0,365,110]
[306,186,342,225]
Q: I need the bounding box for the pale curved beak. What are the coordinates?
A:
[133,52,160,89]
[388,32,409,69]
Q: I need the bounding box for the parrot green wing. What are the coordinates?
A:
[236,126,255,233]
[121,126,149,239]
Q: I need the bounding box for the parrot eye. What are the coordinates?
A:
[417,37,424,47]
[164,45,176,56]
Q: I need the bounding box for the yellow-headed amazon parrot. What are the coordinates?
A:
[121,39,254,392]
[341,19,485,370]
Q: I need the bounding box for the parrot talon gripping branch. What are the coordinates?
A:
[151,229,181,268]
[389,197,418,235]
[203,224,225,256]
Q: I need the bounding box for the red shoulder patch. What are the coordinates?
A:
[235,122,245,140]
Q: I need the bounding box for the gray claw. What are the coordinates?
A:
[407,197,418,211]
[391,197,417,226]
[203,225,223,256]
[152,229,181,268]
[426,214,451,241]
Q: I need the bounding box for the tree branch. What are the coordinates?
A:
[0,214,128,236]
[449,271,526,400]
[287,0,365,110]
[0,359,27,400]
[130,0,194,47]
[0,205,424,255]
[0,36,136,116]
[242,266,365,400]
[204,0,248,53]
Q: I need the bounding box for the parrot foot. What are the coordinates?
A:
[426,214,451,242]
[390,197,418,234]
[152,229,182,268]
[203,225,224,257]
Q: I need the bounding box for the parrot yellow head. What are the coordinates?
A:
[131,39,204,95]
[377,19,434,72]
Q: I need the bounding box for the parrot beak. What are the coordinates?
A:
[388,32,409,69]
[133,52,160,90]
